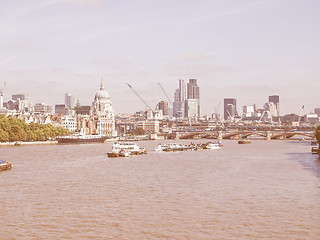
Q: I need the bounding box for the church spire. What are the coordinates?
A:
[100,78,104,91]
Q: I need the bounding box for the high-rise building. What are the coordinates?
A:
[173,79,187,118]
[158,101,169,116]
[269,95,279,116]
[186,79,200,117]
[315,108,320,117]
[187,79,199,100]
[224,98,237,120]
[65,93,74,109]
[173,78,200,118]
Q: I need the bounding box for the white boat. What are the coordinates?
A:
[205,142,221,150]
[107,142,147,157]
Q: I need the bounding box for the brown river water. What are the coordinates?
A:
[1,140,320,240]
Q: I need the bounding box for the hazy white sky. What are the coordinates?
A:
[0,0,319,115]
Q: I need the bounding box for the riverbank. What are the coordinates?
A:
[0,141,58,147]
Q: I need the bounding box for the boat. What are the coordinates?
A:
[162,143,184,152]
[238,139,251,144]
[311,141,318,146]
[0,160,12,171]
[107,142,147,157]
[107,151,120,158]
[57,134,109,144]
[205,141,221,150]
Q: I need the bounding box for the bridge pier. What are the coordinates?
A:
[175,132,180,140]
[266,131,271,141]
[218,131,222,140]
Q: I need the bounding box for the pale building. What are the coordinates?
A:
[243,105,255,118]
[137,120,160,134]
[62,116,77,132]
[185,99,199,119]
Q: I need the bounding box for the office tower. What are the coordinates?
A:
[187,79,200,100]
[173,79,187,118]
[269,95,279,116]
[315,108,320,117]
[65,93,74,108]
[158,101,169,116]
[224,98,237,120]
[173,78,200,118]
[186,79,200,117]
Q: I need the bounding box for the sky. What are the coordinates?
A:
[0,0,319,115]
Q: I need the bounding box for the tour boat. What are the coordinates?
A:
[0,160,12,171]
[107,142,147,157]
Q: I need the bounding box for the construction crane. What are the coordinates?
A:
[0,82,6,108]
[157,83,173,107]
[125,83,152,110]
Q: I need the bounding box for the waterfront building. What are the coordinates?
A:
[224,98,237,120]
[304,114,320,125]
[92,80,116,136]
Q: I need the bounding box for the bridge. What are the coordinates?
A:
[165,131,315,140]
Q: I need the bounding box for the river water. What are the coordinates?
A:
[1,140,320,239]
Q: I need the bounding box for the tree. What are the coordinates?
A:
[0,115,70,142]
[131,127,146,135]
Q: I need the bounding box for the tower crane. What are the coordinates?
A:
[157,83,173,107]
[125,83,152,110]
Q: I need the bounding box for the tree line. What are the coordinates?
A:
[0,115,69,142]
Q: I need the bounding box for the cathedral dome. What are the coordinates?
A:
[95,80,110,100]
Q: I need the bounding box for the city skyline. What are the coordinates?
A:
[1,0,319,115]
